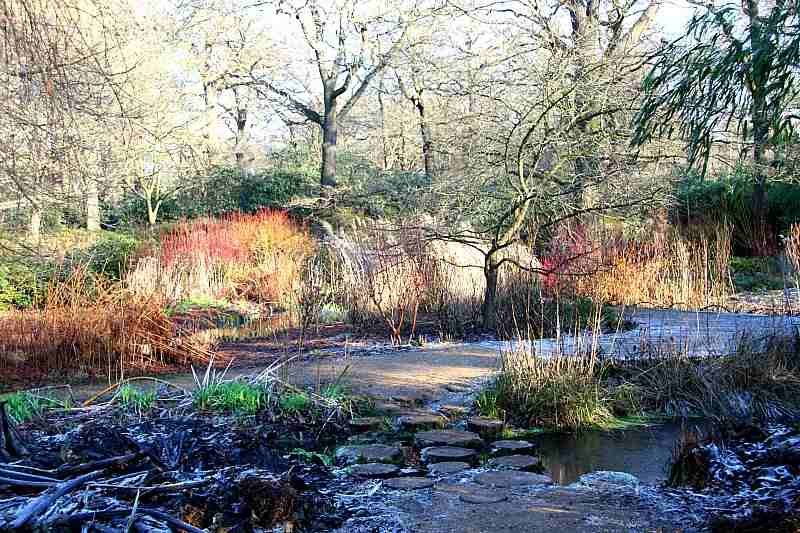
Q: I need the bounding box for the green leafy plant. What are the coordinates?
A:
[290,448,333,466]
[117,385,156,414]
[0,391,47,423]
[475,389,503,419]
[279,392,311,414]
[193,381,267,414]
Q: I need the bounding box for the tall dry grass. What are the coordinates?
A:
[492,350,614,431]
[0,268,212,383]
[127,210,314,305]
[487,333,800,432]
[545,223,734,309]
[785,223,800,284]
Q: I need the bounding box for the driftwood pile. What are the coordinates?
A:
[0,400,343,532]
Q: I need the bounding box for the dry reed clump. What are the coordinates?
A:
[0,268,212,383]
[488,333,800,432]
[617,334,800,421]
[126,210,314,305]
[784,223,800,281]
[553,223,734,309]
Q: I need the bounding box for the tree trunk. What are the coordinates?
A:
[29,205,41,240]
[321,104,338,187]
[378,78,389,171]
[86,178,100,232]
[482,255,499,331]
[146,195,160,226]
[415,98,433,177]
[748,0,770,253]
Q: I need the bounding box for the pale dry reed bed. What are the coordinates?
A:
[541,223,734,309]
[0,269,212,387]
[485,333,800,432]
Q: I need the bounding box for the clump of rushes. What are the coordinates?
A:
[474,389,503,419]
[0,391,47,423]
[117,385,156,414]
[279,392,311,414]
[193,381,268,414]
[493,351,614,432]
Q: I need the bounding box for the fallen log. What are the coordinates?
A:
[0,477,55,489]
[11,469,105,529]
[0,467,58,483]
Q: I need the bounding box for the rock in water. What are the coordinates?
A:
[475,471,551,487]
[487,455,542,472]
[397,414,445,432]
[490,440,535,456]
[383,477,435,490]
[421,446,477,464]
[335,444,402,465]
[467,417,505,438]
[350,463,401,479]
[428,461,471,475]
[415,430,484,449]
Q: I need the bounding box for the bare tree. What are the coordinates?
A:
[242,0,410,187]
[0,0,134,237]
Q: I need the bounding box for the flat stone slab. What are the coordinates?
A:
[487,455,541,472]
[475,471,551,487]
[460,490,509,504]
[467,417,505,437]
[436,483,509,504]
[491,440,536,456]
[421,446,477,464]
[350,463,401,478]
[335,444,402,465]
[397,414,445,432]
[349,417,385,432]
[415,430,483,449]
[373,401,404,415]
[383,477,435,490]
[428,461,471,475]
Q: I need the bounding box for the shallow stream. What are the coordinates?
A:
[531,421,701,485]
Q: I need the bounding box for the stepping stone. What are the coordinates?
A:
[415,430,484,449]
[460,490,509,504]
[335,444,402,465]
[487,455,542,472]
[436,404,467,417]
[428,461,471,475]
[391,395,426,406]
[436,483,508,504]
[373,401,404,415]
[383,477,435,490]
[349,417,384,432]
[475,471,551,488]
[467,417,505,438]
[397,414,445,432]
[491,440,535,456]
[421,446,477,464]
[350,463,400,479]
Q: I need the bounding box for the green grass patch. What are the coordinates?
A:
[193,381,268,414]
[117,385,156,414]
[290,448,334,466]
[279,392,311,414]
[0,391,48,422]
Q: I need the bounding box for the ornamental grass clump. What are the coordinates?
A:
[493,349,614,432]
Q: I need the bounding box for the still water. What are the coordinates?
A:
[531,422,703,485]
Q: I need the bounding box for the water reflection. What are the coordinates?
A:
[532,422,703,485]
